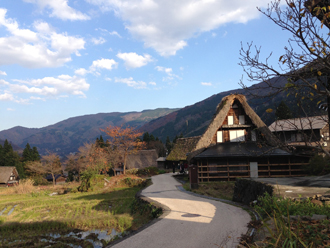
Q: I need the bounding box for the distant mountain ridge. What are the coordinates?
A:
[0,108,178,156]
[1,76,325,156]
[140,76,325,142]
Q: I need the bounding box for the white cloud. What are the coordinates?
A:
[115,77,147,89]
[87,0,267,56]
[201,82,212,86]
[155,66,172,75]
[30,96,45,101]
[92,37,106,45]
[116,52,153,69]
[24,0,90,21]
[96,28,122,38]
[0,92,14,101]
[149,81,156,86]
[0,9,85,68]
[7,108,15,111]
[212,32,217,37]
[75,68,89,76]
[11,75,89,97]
[0,79,9,85]
[109,31,122,38]
[90,58,118,71]
[0,71,6,76]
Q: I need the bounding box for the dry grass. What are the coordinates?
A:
[0,179,36,195]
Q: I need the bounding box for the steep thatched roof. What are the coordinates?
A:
[126,149,158,169]
[0,166,18,184]
[188,94,284,160]
[167,136,200,161]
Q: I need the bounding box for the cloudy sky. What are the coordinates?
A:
[0,0,291,131]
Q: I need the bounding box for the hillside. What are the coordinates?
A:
[0,108,178,156]
[141,76,325,142]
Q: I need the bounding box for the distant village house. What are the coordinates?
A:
[0,166,19,187]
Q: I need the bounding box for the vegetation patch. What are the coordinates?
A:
[0,174,160,247]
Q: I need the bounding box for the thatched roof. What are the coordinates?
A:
[126,149,158,169]
[0,166,18,184]
[167,136,200,161]
[188,94,284,161]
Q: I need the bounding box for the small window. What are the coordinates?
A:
[290,133,296,142]
[217,131,223,143]
[297,133,302,141]
[239,115,245,125]
[251,130,257,141]
[228,116,234,125]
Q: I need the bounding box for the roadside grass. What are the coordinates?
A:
[0,173,158,247]
[243,193,330,247]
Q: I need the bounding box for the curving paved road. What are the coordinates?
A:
[111,173,251,248]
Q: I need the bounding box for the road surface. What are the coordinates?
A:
[110,173,251,248]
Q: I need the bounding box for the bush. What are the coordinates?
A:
[304,154,330,175]
[255,193,330,218]
[31,175,49,186]
[78,171,95,192]
[13,179,35,194]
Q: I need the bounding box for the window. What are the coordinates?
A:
[230,130,245,142]
[251,130,257,141]
[239,115,245,125]
[297,133,302,141]
[290,133,296,142]
[228,116,234,125]
[217,131,223,143]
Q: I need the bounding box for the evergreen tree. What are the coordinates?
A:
[275,101,293,120]
[143,132,150,142]
[150,134,155,141]
[22,143,32,162]
[32,147,40,161]
[165,136,172,155]
[99,135,105,148]
[0,144,3,166]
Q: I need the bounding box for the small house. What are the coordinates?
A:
[45,174,67,185]
[167,137,200,167]
[0,166,19,187]
[188,94,310,182]
[269,116,329,147]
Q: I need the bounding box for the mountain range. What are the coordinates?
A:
[1,76,325,156]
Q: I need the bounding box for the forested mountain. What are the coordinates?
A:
[0,108,178,157]
[1,76,325,156]
[140,76,325,142]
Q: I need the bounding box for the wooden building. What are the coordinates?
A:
[188,94,310,182]
[0,166,19,187]
[114,149,159,175]
[269,116,329,147]
[167,137,200,164]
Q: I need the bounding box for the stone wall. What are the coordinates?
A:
[233,178,273,205]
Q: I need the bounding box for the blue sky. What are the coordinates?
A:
[0,0,292,131]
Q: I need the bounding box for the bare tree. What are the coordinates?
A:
[239,0,330,155]
[26,152,62,187]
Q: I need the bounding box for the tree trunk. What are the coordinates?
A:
[123,152,127,175]
[52,173,55,187]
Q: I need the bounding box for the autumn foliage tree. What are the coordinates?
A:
[102,125,145,174]
[26,152,62,187]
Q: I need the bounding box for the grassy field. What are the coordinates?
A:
[0,175,159,247]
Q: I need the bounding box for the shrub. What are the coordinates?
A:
[78,171,95,192]
[304,154,330,175]
[31,175,49,186]
[13,179,35,194]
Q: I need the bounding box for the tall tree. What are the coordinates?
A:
[102,125,145,174]
[275,101,293,120]
[26,152,62,187]
[239,0,330,154]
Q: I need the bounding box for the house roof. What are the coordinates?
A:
[156,157,166,162]
[0,166,18,184]
[188,94,283,160]
[126,149,158,169]
[269,116,328,132]
[194,142,291,158]
[167,136,200,161]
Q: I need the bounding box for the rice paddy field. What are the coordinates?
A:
[0,175,158,247]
